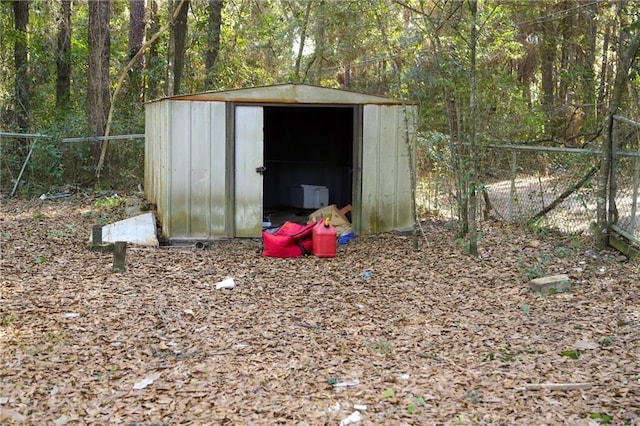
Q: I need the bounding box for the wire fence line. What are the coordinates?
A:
[0,132,144,195]
[417,137,640,244]
[2,128,638,247]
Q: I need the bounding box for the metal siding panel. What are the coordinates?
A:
[169,101,191,238]
[378,106,398,231]
[351,106,363,234]
[362,105,415,233]
[160,101,170,237]
[210,102,227,234]
[362,105,381,234]
[146,100,170,238]
[234,106,263,237]
[224,103,235,236]
[189,102,212,237]
[144,105,153,203]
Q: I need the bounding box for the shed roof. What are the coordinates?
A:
[153,83,406,105]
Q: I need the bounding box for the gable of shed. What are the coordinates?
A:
[158,83,404,105]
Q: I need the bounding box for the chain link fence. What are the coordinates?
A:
[417,135,603,235]
[610,116,640,245]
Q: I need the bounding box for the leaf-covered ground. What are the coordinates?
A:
[1,195,639,425]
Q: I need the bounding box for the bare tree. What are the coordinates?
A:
[167,0,189,95]
[146,0,161,100]
[96,0,187,176]
[312,0,325,84]
[468,0,478,256]
[293,0,313,83]
[127,0,146,101]
[56,0,72,108]
[204,0,224,90]
[87,0,111,166]
[12,0,30,132]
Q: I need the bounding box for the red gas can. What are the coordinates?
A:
[312,218,337,258]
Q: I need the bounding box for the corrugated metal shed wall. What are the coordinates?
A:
[167,101,227,238]
[361,104,415,234]
[146,101,227,240]
[144,100,168,217]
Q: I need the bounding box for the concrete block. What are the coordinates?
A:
[529,274,571,295]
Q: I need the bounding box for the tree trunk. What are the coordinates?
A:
[127,0,145,102]
[13,0,30,132]
[87,0,111,168]
[312,0,325,85]
[468,0,478,256]
[557,0,573,103]
[167,0,189,96]
[293,0,312,83]
[539,5,556,122]
[580,0,598,123]
[146,0,161,100]
[128,0,145,59]
[595,13,640,248]
[97,0,187,176]
[204,0,224,90]
[596,19,612,118]
[56,0,72,109]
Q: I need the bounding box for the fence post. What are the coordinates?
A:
[609,120,620,225]
[510,149,516,221]
[629,144,640,233]
[112,241,127,272]
[92,225,102,244]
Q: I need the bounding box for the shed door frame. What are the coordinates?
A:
[229,102,365,238]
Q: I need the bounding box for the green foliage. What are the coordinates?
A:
[463,390,482,405]
[596,336,615,347]
[553,246,573,258]
[34,253,48,264]
[94,196,124,210]
[407,395,427,414]
[588,413,612,424]
[381,388,395,398]
[522,264,545,280]
[0,312,16,327]
[47,225,76,240]
[1,0,638,193]
[368,340,393,354]
[485,348,545,362]
[560,349,580,359]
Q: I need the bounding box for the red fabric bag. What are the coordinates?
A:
[262,221,316,258]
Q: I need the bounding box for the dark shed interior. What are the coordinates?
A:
[262,105,354,214]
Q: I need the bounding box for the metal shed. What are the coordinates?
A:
[144,83,416,241]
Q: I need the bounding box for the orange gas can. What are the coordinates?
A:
[312,218,337,258]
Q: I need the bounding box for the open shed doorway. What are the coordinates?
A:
[262,105,355,227]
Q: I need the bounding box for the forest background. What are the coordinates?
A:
[1,0,639,250]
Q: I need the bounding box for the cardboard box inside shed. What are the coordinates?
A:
[308,204,351,236]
